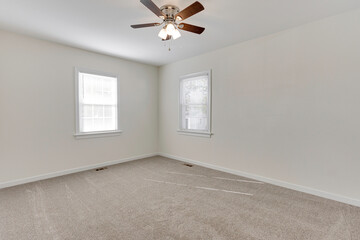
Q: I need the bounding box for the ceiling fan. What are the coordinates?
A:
[131,0,205,41]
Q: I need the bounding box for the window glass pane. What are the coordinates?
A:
[82,105,93,118]
[78,71,118,133]
[82,119,93,132]
[184,105,208,131]
[183,77,208,105]
[104,118,115,130]
[104,106,116,118]
[81,73,117,105]
[93,119,104,131]
[93,105,104,118]
[184,105,207,118]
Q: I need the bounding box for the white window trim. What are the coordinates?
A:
[74,67,122,139]
[74,130,123,139]
[178,70,213,137]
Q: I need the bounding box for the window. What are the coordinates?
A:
[179,70,212,137]
[75,69,121,138]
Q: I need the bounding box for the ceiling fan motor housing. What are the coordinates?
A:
[160,5,180,23]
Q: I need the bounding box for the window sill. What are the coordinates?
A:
[74,130,123,139]
[177,130,213,138]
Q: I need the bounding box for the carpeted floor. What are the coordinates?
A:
[0,156,359,240]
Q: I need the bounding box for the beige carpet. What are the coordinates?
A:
[0,156,359,240]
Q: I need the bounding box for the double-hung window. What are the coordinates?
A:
[179,70,212,137]
[75,69,121,138]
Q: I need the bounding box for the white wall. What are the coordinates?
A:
[0,30,158,184]
[159,9,360,201]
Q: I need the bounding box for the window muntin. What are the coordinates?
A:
[179,71,211,134]
[77,71,118,134]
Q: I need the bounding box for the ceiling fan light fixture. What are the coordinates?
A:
[165,23,176,35]
[158,28,168,39]
[172,29,181,39]
[131,0,205,42]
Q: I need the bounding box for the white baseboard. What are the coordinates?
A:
[159,153,360,207]
[0,153,158,190]
[3,152,359,207]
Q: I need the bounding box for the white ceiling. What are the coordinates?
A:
[0,0,359,66]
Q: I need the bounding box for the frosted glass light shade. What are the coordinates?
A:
[166,23,176,35]
[172,29,181,40]
[158,28,168,39]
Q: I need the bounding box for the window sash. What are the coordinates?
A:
[79,104,118,132]
[181,104,209,131]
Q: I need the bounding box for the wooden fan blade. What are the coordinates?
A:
[178,23,205,34]
[131,23,160,28]
[176,1,204,21]
[162,35,172,41]
[140,0,165,18]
